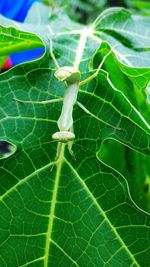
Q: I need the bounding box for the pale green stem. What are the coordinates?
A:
[57,83,79,131]
[79,44,118,87]
[13,97,63,104]
[49,38,60,69]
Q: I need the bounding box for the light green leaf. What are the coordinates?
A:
[0,24,44,56]
[94,8,150,49]
[126,0,150,16]
[93,7,150,67]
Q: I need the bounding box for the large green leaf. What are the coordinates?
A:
[0,4,150,267]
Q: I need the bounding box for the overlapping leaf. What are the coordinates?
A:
[93,7,150,67]
[0,24,43,56]
[91,41,150,124]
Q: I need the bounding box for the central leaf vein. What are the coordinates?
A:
[44,143,65,267]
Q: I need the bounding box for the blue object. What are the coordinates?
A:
[11,48,44,65]
[0,0,41,22]
[0,0,44,66]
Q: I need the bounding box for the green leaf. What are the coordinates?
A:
[0,50,149,267]
[0,56,6,70]
[94,7,150,49]
[0,4,150,267]
[0,24,44,56]
[93,7,150,67]
[126,0,150,16]
[98,139,150,213]
[91,41,150,124]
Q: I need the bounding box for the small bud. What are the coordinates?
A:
[55,66,80,84]
[52,131,75,143]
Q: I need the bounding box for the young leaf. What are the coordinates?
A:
[0,24,44,56]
